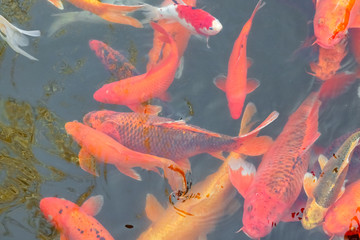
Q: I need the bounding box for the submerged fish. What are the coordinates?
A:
[214,0,264,119]
[93,22,179,114]
[230,92,321,239]
[40,195,115,240]
[89,39,139,80]
[83,109,278,171]
[137,102,271,240]
[0,15,40,61]
[323,179,360,238]
[314,0,360,48]
[142,0,222,42]
[65,121,187,191]
[302,130,360,230]
[47,0,144,27]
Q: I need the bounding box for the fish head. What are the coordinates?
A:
[40,197,75,228]
[301,199,327,230]
[242,192,278,238]
[88,40,105,57]
[323,208,348,237]
[198,18,223,36]
[83,111,115,129]
[93,83,123,104]
[313,10,347,48]
[64,121,83,138]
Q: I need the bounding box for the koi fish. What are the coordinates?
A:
[309,40,348,81]
[229,92,321,238]
[40,195,115,240]
[146,0,196,71]
[65,121,187,192]
[313,0,360,48]
[301,130,360,230]
[89,39,139,80]
[137,103,272,240]
[323,179,360,237]
[83,109,278,171]
[93,22,179,114]
[0,15,40,61]
[142,0,222,42]
[47,0,144,28]
[214,0,264,119]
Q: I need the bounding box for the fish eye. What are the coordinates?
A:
[209,27,213,30]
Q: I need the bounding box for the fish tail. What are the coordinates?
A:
[141,4,162,24]
[98,3,144,28]
[233,110,279,156]
[47,0,63,10]
[319,72,358,101]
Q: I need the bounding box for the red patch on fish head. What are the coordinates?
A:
[242,192,278,238]
[175,6,222,36]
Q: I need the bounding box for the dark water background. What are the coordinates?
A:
[0,0,359,239]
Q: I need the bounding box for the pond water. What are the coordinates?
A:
[0,0,359,239]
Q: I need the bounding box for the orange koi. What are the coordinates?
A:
[65,121,187,191]
[40,195,115,240]
[137,103,272,240]
[314,0,360,48]
[83,109,278,171]
[309,40,348,81]
[47,0,144,28]
[146,0,196,70]
[323,179,360,238]
[229,92,321,238]
[214,0,264,119]
[93,22,179,114]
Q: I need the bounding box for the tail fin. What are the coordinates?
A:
[319,71,358,101]
[47,0,64,10]
[141,4,162,24]
[98,3,144,28]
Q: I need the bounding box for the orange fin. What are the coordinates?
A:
[213,75,227,92]
[247,57,253,68]
[115,164,142,181]
[60,234,69,240]
[128,104,162,115]
[228,157,256,197]
[209,151,226,160]
[246,78,260,93]
[238,110,279,139]
[319,72,357,100]
[47,0,63,9]
[150,22,171,43]
[235,135,273,156]
[79,148,99,176]
[80,195,104,216]
[99,3,144,28]
[145,194,165,222]
[303,172,318,198]
[240,102,257,135]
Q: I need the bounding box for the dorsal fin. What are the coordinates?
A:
[145,194,165,222]
[80,195,104,216]
[318,154,328,171]
[303,172,318,198]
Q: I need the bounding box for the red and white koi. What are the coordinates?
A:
[142,0,222,41]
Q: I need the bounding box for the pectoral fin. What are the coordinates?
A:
[228,158,256,197]
[213,75,227,92]
[79,148,99,176]
[246,78,260,94]
[115,164,142,181]
[145,194,165,222]
[80,195,104,216]
[318,154,328,170]
[303,172,318,199]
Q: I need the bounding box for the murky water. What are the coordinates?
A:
[0,0,359,239]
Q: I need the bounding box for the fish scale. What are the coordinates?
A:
[241,92,321,238]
